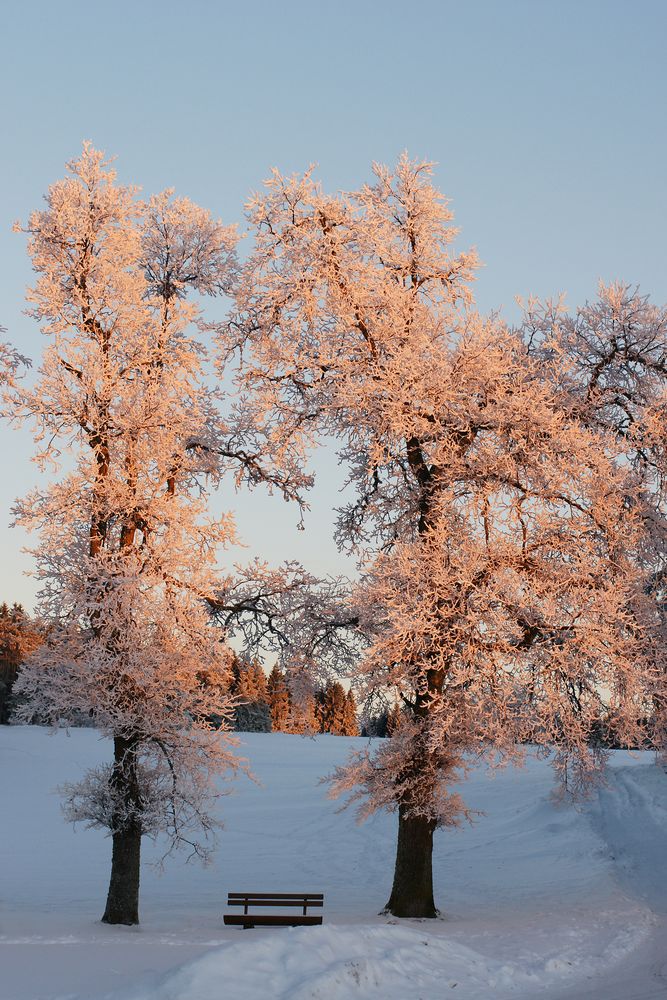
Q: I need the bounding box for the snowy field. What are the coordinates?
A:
[1,728,666,1000]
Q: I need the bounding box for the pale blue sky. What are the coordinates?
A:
[2,0,666,609]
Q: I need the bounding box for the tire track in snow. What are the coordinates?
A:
[591,764,667,916]
[556,763,667,1000]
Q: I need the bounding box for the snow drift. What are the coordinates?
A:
[1,728,666,1000]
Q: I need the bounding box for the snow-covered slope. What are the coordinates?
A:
[1,728,666,1000]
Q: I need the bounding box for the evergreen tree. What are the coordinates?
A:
[249,661,269,703]
[234,699,272,733]
[319,681,348,735]
[233,659,268,701]
[360,709,388,738]
[267,664,290,731]
[284,691,318,734]
[386,702,403,737]
[0,604,43,724]
[228,654,243,696]
[343,689,359,736]
[233,659,271,732]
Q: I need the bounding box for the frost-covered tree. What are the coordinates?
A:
[519,282,667,467]
[9,145,295,925]
[211,560,361,677]
[0,328,28,386]
[227,156,661,917]
[0,327,29,416]
[518,281,667,752]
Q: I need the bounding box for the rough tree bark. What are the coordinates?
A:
[385,806,437,918]
[101,736,142,925]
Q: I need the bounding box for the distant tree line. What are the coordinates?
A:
[2,619,653,751]
[228,657,358,736]
[3,620,654,752]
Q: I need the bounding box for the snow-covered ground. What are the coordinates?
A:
[1,728,666,1000]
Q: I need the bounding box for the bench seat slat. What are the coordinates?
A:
[224,914,323,926]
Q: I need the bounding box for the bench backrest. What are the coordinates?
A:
[227,892,323,909]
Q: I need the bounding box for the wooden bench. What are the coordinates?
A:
[223,892,324,928]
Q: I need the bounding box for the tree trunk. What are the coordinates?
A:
[385,805,438,917]
[101,821,141,925]
[101,736,142,925]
